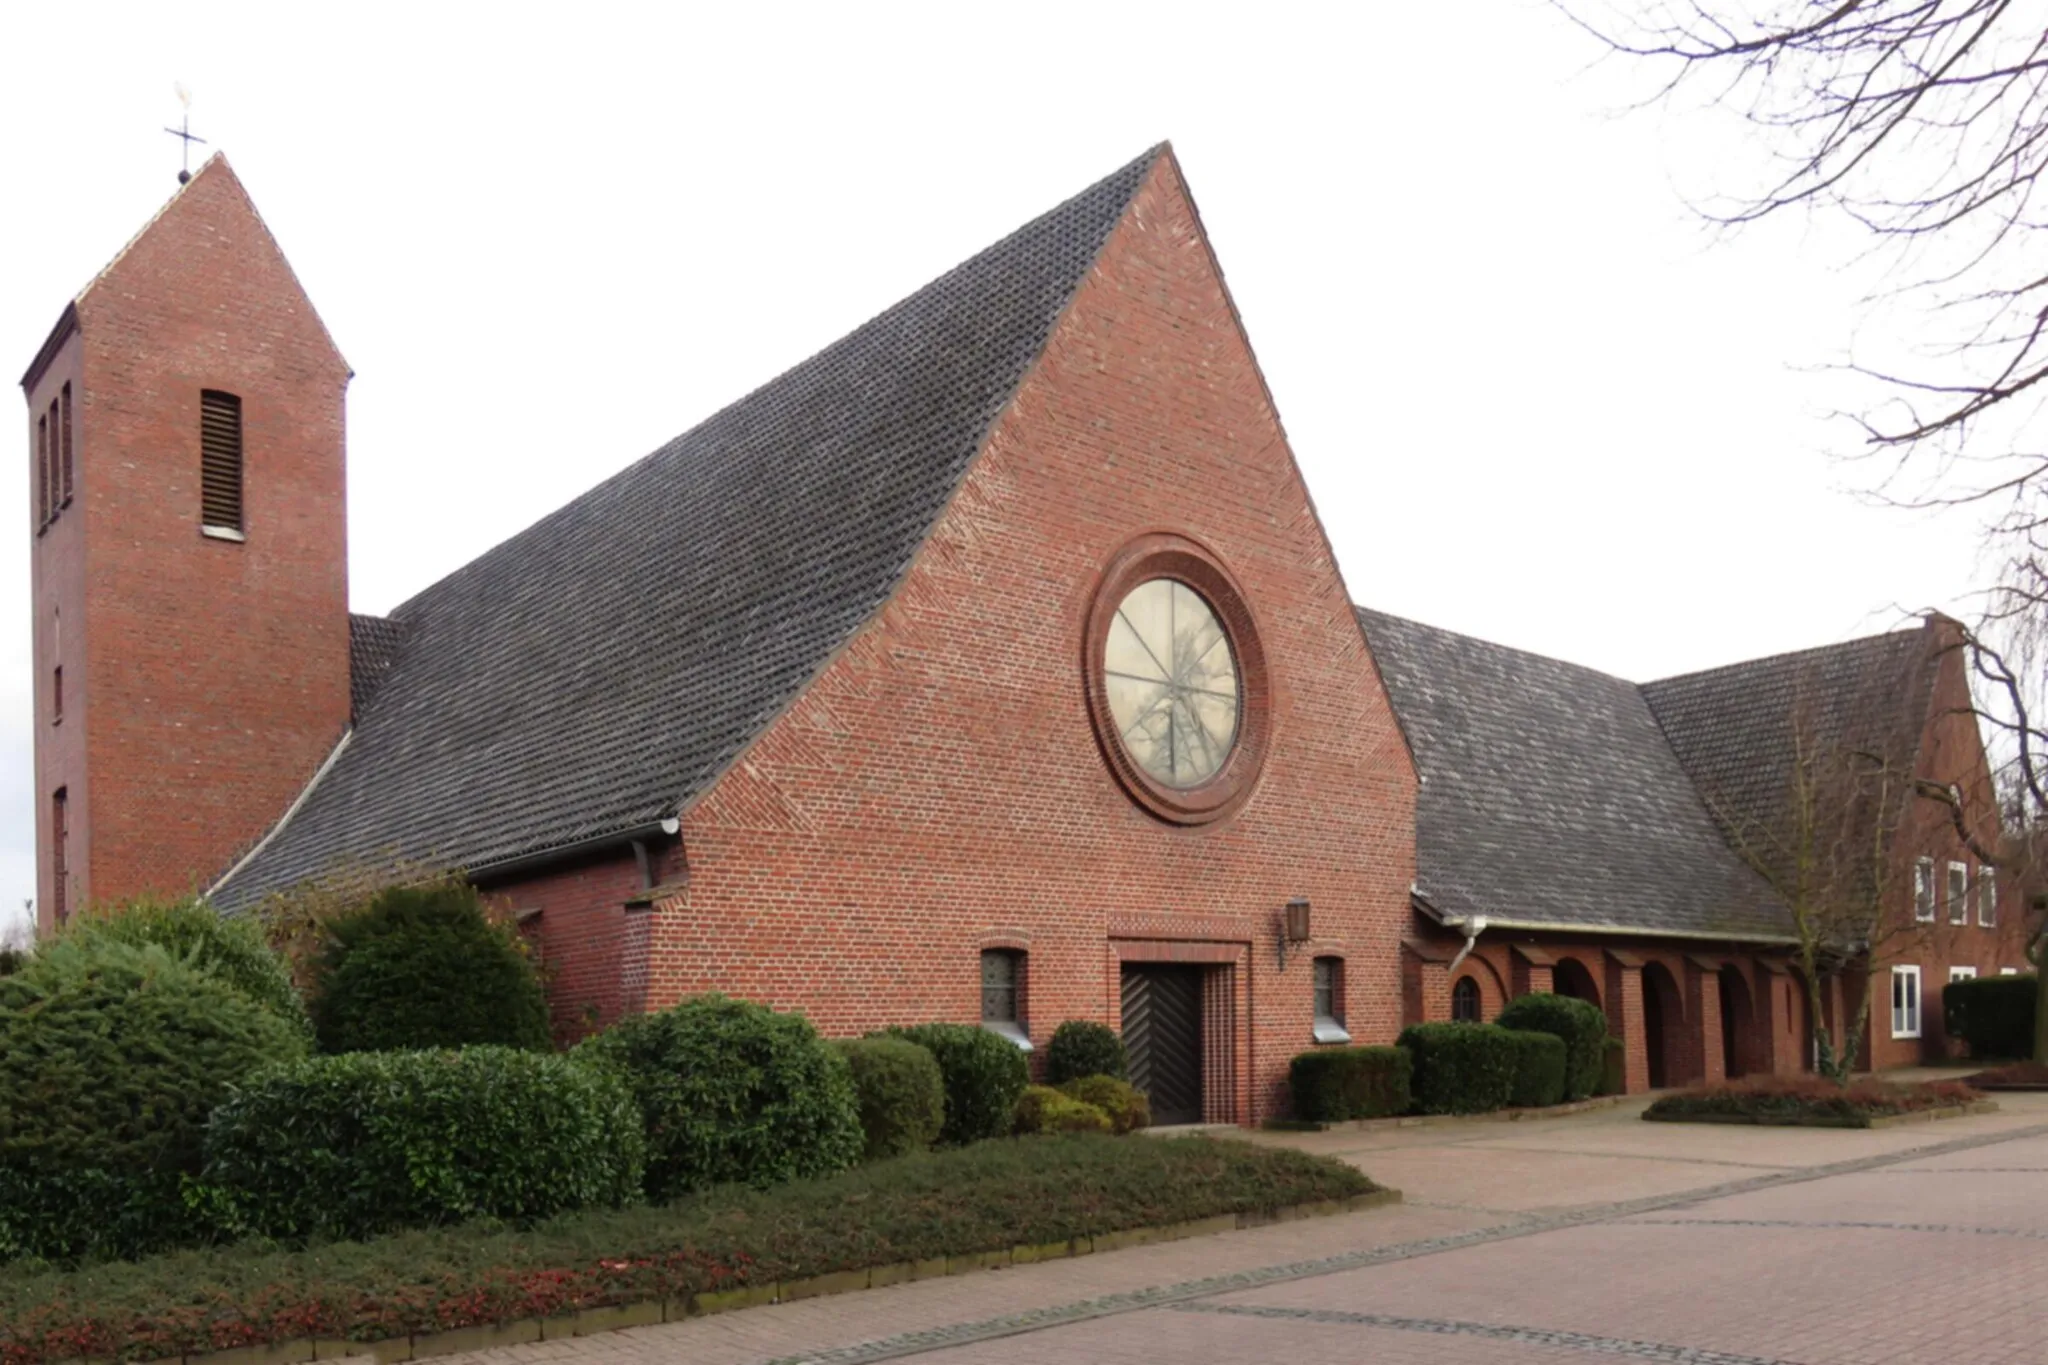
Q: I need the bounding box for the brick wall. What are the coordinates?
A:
[508,151,1418,1122]
[25,156,352,926]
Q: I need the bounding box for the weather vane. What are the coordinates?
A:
[165,83,206,185]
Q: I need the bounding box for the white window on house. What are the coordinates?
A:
[1891,966,1922,1039]
[980,949,1031,1051]
[1312,956,1350,1043]
[1977,867,1997,927]
[1949,965,1977,984]
[1913,858,1936,922]
[1946,862,1969,925]
[2001,966,2020,976]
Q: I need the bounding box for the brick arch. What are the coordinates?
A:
[1641,960,1685,1089]
[1455,954,1510,1020]
[1553,955,1602,1008]
[1717,961,1764,1079]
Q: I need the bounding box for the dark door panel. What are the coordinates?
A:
[1122,965,1204,1125]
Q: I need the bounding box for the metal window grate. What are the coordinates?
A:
[200,390,244,531]
[980,949,1019,1024]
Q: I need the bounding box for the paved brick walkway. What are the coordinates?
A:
[447,1094,2048,1365]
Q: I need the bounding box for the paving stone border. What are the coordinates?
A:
[1263,1093,1630,1133]
[1642,1098,1998,1129]
[152,1189,1404,1365]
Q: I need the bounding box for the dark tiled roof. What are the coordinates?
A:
[1356,608,1793,941]
[1641,627,1934,883]
[347,613,411,722]
[211,148,1160,909]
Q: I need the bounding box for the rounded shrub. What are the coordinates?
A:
[1396,1022,1518,1115]
[1943,973,2036,1058]
[1288,1045,1413,1122]
[884,1023,1031,1145]
[581,994,862,1199]
[200,1047,643,1242]
[0,937,307,1263]
[1598,1035,1626,1096]
[1058,1074,1151,1133]
[1502,1029,1568,1109]
[1493,992,1609,1100]
[1014,1084,1112,1135]
[1044,1021,1127,1084]
[71,897,310,1040]
[310,880,551,1054]
[833,1036,945,1161]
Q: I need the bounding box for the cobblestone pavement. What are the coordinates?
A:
[448,1094,2048,1365]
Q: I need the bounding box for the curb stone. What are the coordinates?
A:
[1642,1099,1998,1129]
[161,1187,1401,1365]
[1265,1094,1630,1133]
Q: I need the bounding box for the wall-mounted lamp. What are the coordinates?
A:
[1278,897,1312,971]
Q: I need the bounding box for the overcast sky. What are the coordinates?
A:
[0,2,1995,940]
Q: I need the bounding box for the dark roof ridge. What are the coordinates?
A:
[1643,621,1928,691]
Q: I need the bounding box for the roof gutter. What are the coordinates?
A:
[469,816,681,886]
[1410,891,1800,948]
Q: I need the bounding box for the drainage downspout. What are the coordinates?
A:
[1445,915,1489,977]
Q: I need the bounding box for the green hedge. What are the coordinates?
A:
[1503,1029,1567,1108]
[1494,992,1607,1100]
[1014,1084,1112,1135]
[0,938,307,1264]
[310,881,551,1054]
[1288,1045,1413,1121]
[1644,1075,1980,1126]
[1044,1021,1127,1084]
[832,1037,945,1161]
[581,995,862,1200]
[883,1024,1030,1145]
[1944,973,2036,1058]
[0,1136,1376,1362]
[198,1048,643,1242]
[68,899,310,1040]
[1598,1035,1626,1096]
[1058,1075,1151,1133]
[1397,1022,1518,1114]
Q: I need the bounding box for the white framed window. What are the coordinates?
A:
[1946,862,1969,925]
[1949,965,1977,984]
[1913,858,1936,922]
[1977,867,1997,927]
[2001,966,2020,976]
[980,949,1031,1051]
[1891,966,1922,1039]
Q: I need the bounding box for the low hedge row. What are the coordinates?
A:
[1502,1029,1567,1109]
[1289,1046,1412,1121]
[1943,973,2037,1059]
[1397,1023,1519,1114]
[0,1136,1374,1364]
[1293,1021,1616,1120]
[1643,1075,1981,1126]
[1494,994,1607,1101]
[883,1024,1029,1145]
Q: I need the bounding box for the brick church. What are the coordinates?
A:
[21,146,2030,1122]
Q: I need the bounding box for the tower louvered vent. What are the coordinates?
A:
[200,390,244,532]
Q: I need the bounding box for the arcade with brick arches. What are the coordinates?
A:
[21,146,2032,1123]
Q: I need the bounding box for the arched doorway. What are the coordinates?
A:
[1717,964,1754,1079]
[1555,957,1601,1007]
[1642,961,1684,1089]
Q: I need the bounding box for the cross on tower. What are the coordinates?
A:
[164,86,206,184]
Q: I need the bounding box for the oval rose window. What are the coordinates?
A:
[1103,579,1240,787]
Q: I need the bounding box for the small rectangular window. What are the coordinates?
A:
[1977,867,1996,927]
[1312,956,1350,1043]
[59,382,73,505]
[2001,966,2020,975]
[979,949,1030,1050]
[35,411,49,527]
[52,666,62,725]
[200,390,244,533]
[1949,965,1977,984]
[1913,858,1935,922]
[51,788,67,925]
[1891,965,1921,1039]
[1946,862,1969,925]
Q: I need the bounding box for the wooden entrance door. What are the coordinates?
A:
[1121,964,1204,1125]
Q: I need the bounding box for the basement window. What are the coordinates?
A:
[200,390,245,538]
[980,949,1031,1051]
[1946,862,1969,925]
[1890,965,1921,1039]
[1913,858,1935,923]
[1312,956,1350,1043]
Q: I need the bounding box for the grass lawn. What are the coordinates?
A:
[0,1134,1373,1363]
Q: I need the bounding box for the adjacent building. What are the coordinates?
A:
[21,146,2024,1119]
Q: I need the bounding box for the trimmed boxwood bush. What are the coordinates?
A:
[1044,1021,1127,1084]
[581,994,862,1199]
[1503,1028,1568,1108]
[70,897,310,1040]
[884,1023,1030,1145]
[1397,1022,1518,1114]
[833,1037,945,1161]
[1014,1085,1112,1135]
[1598,1035,1626,1096]
[1288,1045,1413,1121]
[0,938,307,1263]
[1494,992,1608,1101]
[310,881,551,1054]
[1944,973,2036,1059]
[1058,1074,1151,1133]
[199,1047,643,1242]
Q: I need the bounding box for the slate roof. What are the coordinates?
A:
[210,148,1161,910]
[347,613,411,722]
[1356,608,1795,941]
[1641,627,1935,883]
